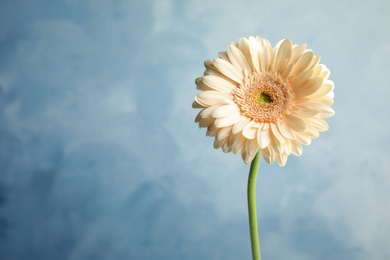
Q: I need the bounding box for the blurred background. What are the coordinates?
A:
[1,0,389,259]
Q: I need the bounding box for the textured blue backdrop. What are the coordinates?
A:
[1,0,390,259]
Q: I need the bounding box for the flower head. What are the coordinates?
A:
[193,36,334,166]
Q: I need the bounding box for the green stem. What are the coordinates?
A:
[248,152,261,260]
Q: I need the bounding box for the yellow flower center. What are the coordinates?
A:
[233,72,293,123]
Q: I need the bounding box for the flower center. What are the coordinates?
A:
[258,93,273,104]
[232,72,293,123]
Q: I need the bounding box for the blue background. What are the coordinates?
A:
[1,0,389,259]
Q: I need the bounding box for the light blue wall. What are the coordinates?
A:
[0,0,389,259]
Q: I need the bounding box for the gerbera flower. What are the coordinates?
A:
[193,36,334,166]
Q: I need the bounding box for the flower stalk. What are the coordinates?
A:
[248,152,261,260]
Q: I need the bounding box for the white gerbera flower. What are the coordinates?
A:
[193,36,334,166]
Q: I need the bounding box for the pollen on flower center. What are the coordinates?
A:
[233,72,293,123]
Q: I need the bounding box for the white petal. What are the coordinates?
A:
[291,69,313,89]
[276,152,288,167]
[203,75,237,94]
[216,125,233,140]
[218,51,230,61]
[198,117,214,128]
[304,124,319,138]
[320,70,330,82]
[274,39,292,71]
[256,122,265,132]
[291,106,319,117]
[277,121,296,139]
[259,45,270,72]
[269,134,281,153]
[248,36,260,50]
[315,96,334,106]
[327,89,335,99]
[242,121,258,139]
[290,50,314,77]
[227,43,251,73]
[195,77,213,91]
[306,117,329,131]
[212,104,240,118]
[221,139,232,153]
[290,44,307,64]
[245,139,259,163]
[281,139,292,155]
[256,36,271,49]
[241,150,249,164]
[192,100,206,109]
[281,63,293,78]
[213,139,222,149]
[195,91,232,107]
[213,58,243,84]
[200,105,220,118]
[229,133,246,153]
[214,112,242,128]
[303,102,335,118]
[195,111,202,123]
[274,59,289,74]
[239,37,251,60]
[294,77,323,98]
[309,81,334,99]
[206,124,218,136]
[232,116,251,134]
[317,65,330,80]
[204,59,216,70]
[312,64,325,78]
[234,141,245,155]
[234,143,245,155]
[249,36,261,72]
[257,127,271,149]
[241,140,258,164]
[295,132,311,145]
[285,114,306,132]
[291,140,303,156]
[308,55,321,70]
[261,147,272,164]
[265,146,276,164]
[269,42,278,67]
[294,97,310,105]
[271,123,285,143]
